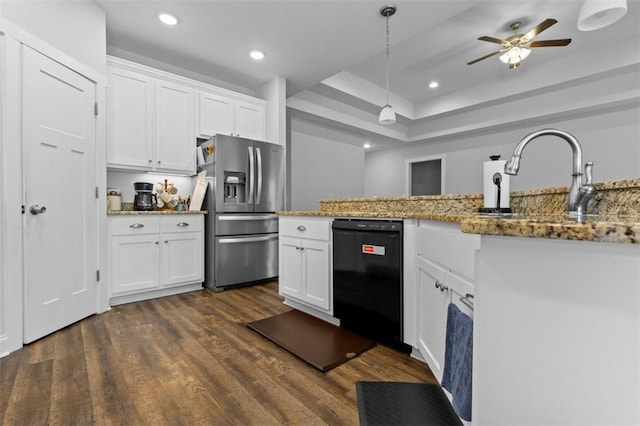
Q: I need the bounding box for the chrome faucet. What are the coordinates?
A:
[504,128,595,215]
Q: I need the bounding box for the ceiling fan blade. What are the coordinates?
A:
[467,50,503,65]
[478,35,505,45]
[529,39,572,47]
[522,18,557,41]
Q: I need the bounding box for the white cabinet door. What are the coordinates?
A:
[302,239,330,311]
[161,231,203,287]
[198,91,234,138]
[416,254,449,381]
[235,101,266,140]
[279,236,303,298]
[107,67,154,169]
[155,80,195,174]
[111,234,161,294]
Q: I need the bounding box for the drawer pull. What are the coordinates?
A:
[176,222,190,227]
[129,223,145,229]
[459,294,475,311]
[297,225,306,232]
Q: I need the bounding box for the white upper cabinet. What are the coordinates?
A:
[155,80,195,172]
[107,67,154,170]
[235,100,266,140]
[106,56,269,174]
[107,64,195,174]
[198,91,234,137]
[197,90,266,141]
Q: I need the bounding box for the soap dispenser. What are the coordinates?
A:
[478,155,512,214]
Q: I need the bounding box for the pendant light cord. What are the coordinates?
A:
[385,13,390,106]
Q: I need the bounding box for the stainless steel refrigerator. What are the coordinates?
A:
[197,135,283,292]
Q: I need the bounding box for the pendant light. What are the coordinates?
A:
[577,0,628,31]
[379,5,396,125]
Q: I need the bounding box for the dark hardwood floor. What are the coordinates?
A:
[0,281,437,425]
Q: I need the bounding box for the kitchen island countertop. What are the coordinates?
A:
[278,178,640,244]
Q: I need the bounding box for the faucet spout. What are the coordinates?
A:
[504,128,592,214]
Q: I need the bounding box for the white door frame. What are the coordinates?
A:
[0,19,108,357]
[405,154,447,196]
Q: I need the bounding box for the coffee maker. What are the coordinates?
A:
[133,182,157,211]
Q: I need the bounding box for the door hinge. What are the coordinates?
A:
[21,205,25,214]
[96,270,101,282]
[94,102,98,116]
[96,186,99,199]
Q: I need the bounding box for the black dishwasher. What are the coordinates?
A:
[332,219,410,354]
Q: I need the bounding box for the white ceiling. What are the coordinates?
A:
[95,0,639,145]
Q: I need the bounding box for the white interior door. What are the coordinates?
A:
[22,46,97,343]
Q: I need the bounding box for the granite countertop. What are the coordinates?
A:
[277,178,640,244]
[460,213,640,244]
[108,209,206,216]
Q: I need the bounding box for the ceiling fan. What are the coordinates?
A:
[467,18,572,69]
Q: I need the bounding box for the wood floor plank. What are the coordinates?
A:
[0,281,438,425]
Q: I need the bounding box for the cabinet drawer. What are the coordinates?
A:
[161,215,203,233]
[110,216,160,235]
[279,216,331,240]
[416,221,480,279]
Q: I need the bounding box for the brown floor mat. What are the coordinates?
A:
[247,309,376,371]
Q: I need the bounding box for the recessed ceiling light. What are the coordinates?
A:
[250,50,265,60]
[364,143,371,149]
[428,81,439,89]
[158,12,178,26]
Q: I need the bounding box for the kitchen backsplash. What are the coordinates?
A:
[107,170,196,202]
[318,178,640,217]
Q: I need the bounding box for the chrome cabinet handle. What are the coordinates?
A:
[29,204,47,215]
[459,294,475,311]
[297,225,306,232]
[176,222,189,227]
[129,223,144,229]
[435,281,448,292]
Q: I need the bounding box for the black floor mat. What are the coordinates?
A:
[355,381,463,426]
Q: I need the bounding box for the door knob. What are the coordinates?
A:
[29,204,47,215]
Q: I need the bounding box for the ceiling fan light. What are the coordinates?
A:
[500,47,529,67]
[379,104,396,125]
[578,0,627,31]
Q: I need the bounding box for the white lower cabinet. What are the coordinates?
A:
[279,216,333,318]
[416,254,474,382]
[108,215,204,305]
[408,220,479,382]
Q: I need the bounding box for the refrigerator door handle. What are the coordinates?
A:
[256,147,263,205]
[218,235,278,244]
[248,145,255,205]
[217,214,277,221]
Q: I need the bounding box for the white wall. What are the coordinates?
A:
[289,116,365,211]
[365,105,640,197]
[0,0,106,74]
[256,77,286,146]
